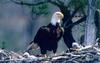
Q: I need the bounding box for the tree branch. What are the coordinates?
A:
[57,0,64,5]
[71,7,81,18]
[10,0,61,7]
[65,15,87,29]
[63,7,81,27]
[10,0,49,6]
[49,0,61,7]
[72,15,86,26]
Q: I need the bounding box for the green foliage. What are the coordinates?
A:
[30,3,49,15]
[27,0,88,16]
[68,0,88,9]
[13,0,89,15]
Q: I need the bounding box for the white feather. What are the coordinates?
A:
[51,17,60,25]
[50,12,63,26]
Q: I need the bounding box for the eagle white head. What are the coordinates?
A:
[51,12,64,26]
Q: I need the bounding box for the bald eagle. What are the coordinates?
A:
[27,12,64,56]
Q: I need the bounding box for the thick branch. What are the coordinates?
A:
[71,7,81,18]
[63,7,81,27]
[65,15,87,29]
[72,15,86,26]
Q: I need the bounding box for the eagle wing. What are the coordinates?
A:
[34,26,50,44]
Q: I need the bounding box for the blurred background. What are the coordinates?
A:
[0,0,100,54]
[0,0,67,52]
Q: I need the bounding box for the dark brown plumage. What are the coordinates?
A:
[34,23,64,54]
[27,12,64,55]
